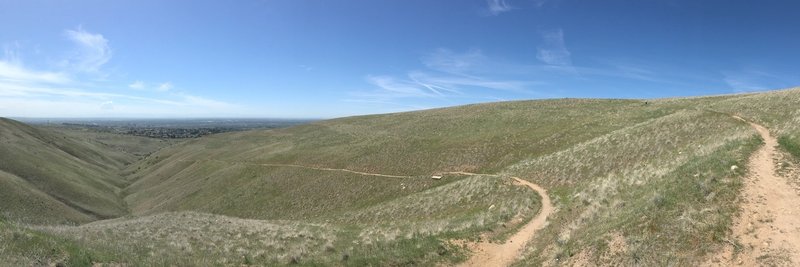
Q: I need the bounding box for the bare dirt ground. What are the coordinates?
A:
[707,117,800,266]
[455,175,553,267]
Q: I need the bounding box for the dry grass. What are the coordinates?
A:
[509,109,760,266]
[0,118,171,224]
[3,88,800,265]
[37,212,338,266]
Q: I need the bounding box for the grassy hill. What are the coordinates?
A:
[1,87,800,265]
[124,99,685,218]
[0,119,171,224]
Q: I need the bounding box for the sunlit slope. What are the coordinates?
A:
[121,92,799,265]
[3,88,799,265]
[503,87,799,265]
[40,175,538,266]
[0,118,164,224]
[507,109,759,265]
[704,87,800,157]
[125,99,691,218]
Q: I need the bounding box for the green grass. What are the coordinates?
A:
[122,98,692,222]
[509,109,758,266]
[778,135,800,159]
[0,219,111,266]
[36,174,533,266]
[3,88,800,265]
[33,211,472,266]
[0,119,175,225]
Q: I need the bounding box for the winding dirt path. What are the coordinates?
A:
[709,116,800,266]
[251,162,410,178]
[184,159,411,178]
[179,161,552,265]
[441,172,553,266]
[456,176,553,267]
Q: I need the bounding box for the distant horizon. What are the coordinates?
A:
[6,85,798,121]
[10,117,322,122]
[2,0,800,118]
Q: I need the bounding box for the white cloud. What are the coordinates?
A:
[0,78,243,117]
[63,27,112,72]
[158,82,173,91]
[422,48,487,74]
[366,75,439,98]
[409,71,528,92]
[129,80,145,89]
[720,69,789,92]
[355,50,533,102]
[0,32,243,117]
[487,0,512,15]
[129,80,176,93]
[0,96,244,118]
[0,61,70,84]
[100,100,114,110]
[536,29,572,66]
[533,0,552,8]
[3,42,22,65]
[178,94,236,109]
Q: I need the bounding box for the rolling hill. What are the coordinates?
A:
[1,88,800,266]
[0,119,172,224]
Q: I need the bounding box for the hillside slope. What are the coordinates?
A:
[1,87,799,266]
[124,99,690,218]
[0,119,168,224]
[119,88,800,266]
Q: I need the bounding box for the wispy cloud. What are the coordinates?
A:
[0,77,242,117]
[365,75,440,98]
[3,42,22,65]
[128,80,175,92]
[128,80,145,89]
[487,0,513,15]
[0,28,245,117]
[721,69,793,93]
[157,82,173,91]
[0,61,70,84]
[422,48,487,74]
[351,49,535,103]
[62,27,112,73]
[536,28,572,66]
[100,100,114,110]
[533,0,553,8]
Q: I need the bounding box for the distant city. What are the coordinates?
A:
[19,118,315,139]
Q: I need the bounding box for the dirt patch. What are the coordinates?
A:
[606,232,628,256]
[457,177,553,267]
[571,249,595,267]
[706,117,800,266]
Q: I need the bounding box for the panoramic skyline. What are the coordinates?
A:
[1,0,799,118]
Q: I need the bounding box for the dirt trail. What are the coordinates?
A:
[252,162,410,178]
[178,162,552,266]
[448,173,553,267]
[184,159,411,179]
[708,116,800,266]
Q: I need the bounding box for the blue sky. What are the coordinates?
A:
[1,0,799,118]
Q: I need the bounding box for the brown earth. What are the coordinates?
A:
[455,175,553,267]
[707,117,800,266]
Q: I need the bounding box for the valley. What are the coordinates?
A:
[2,88,800,266]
